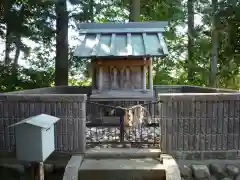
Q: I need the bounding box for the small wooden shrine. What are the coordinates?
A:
[74,22,169,100]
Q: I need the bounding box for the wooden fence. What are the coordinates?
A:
[0,86,240,160]
[0,94,87,153]
[159,93,240,159]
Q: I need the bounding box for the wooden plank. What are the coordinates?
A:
[86,116,120,124]
[102,116,120,123]
[86,122,160,127]
[92,59,151,66]
[86,142,160,146]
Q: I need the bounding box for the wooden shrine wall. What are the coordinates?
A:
[92,59,151,90]
[101,66,142,90]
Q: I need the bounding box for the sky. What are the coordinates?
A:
[0,2,203,67]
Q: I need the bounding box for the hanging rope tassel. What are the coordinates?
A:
[123,105,153,138]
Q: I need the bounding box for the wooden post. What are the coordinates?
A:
[120,67,125,89]
[109,66,112,89]
[148,59,154,117]
[142,65,146,91]
[98,67,103,92]
[92,66,96,89]
[148,59,153,93]
[112,67,118,89]
[126,67,132,89]
[31,162,44,180]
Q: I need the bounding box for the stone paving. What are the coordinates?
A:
[179,162,240,180]
[2,154,240,180]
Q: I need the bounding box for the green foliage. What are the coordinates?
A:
[0,63,54,92]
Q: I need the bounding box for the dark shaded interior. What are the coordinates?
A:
[0,166,65,180]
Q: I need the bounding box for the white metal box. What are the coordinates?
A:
[10,114,60,162]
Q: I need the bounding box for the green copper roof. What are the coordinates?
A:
[74,21,169,58]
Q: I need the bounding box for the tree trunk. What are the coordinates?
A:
[12,4,25,74]
[5,28,12,65]
[89,0,94,22]
[55,0,69,86]
[209,0,218,87]
[187,0,195,83]
[129,0,140,22]
[3,0,13,65]
[12,37,21,73]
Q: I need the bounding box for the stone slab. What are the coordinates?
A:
[85,148,161,158]
[160,154,181,180]
[63,155,83,180]
[192,164,210,179]
[178,160,240,180]
[79,158,166,180]
[80,158,164,170]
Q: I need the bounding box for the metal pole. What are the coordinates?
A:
[119,108,125,143]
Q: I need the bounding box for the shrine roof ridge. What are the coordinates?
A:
[76,21,168,34]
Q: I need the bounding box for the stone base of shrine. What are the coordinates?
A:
[90,89,154,100]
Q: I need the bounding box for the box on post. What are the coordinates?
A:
[10,114,60,162]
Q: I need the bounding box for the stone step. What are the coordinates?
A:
[78,158,166,180]
[85,148,161,159]
[63,154,181,180]
[79,169,166,180]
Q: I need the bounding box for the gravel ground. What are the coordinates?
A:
[86,127,161,148]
